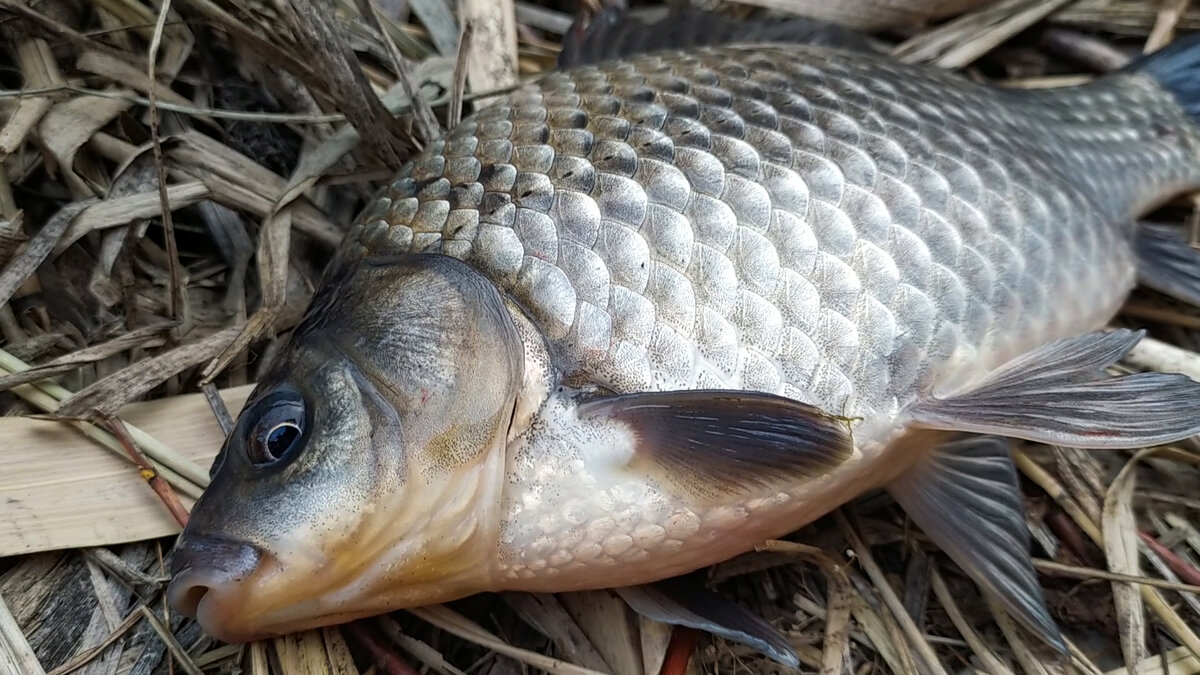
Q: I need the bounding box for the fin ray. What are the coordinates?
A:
[615,578,800,667]
[911,330,1200,448]
[888,435,1067,655]
[577,390,852,493]
[1125,32,1200,122]
[1136,223,1200,306]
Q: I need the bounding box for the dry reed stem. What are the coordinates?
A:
[1032,558,1200,594]
[408,605,611,675]
[0,593,45,675]
[0,346,209,491]
[1016,450,1200,659]
[835,511,949,675]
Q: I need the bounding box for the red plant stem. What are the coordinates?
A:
[1046,510,1102,568]
[344,622,420,675]
[659,626,700,675]
[103,416,190,528]
[1140,531,1200,586]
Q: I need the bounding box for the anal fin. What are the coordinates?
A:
[887,435,1067,655]
[910,329,1200,448]
[615,577,801,667]
[1136,222,1200,307]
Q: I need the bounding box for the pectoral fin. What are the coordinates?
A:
[910,329,1200,448]
[888,435,1067,655]
[615,577,800,667]
[576,390,852,493]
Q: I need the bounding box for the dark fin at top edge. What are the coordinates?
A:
[558,7,876,68]
[887,435,1068,657]
[1124,32,1200,122]
[1135,222,1200,307]
[576,389,853,494]
[910,329,1200,448]
[615,577,801,668]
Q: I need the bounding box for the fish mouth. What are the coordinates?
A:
[168,570,271,643]
[167,534,276,642]
[166,532,442,642]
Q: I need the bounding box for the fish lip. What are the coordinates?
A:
[167,534,266,640]
[166,568,258,642]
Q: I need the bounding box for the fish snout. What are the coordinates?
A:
[168,534,263,639]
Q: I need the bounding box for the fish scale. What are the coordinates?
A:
[344,45,1195,433]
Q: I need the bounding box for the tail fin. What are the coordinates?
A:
[1125,33,1200,122]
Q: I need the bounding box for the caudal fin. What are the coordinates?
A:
[1125,33,1200,122]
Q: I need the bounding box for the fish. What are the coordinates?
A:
[167,25,1200,666]
[785,0,1000,31]
[563,0,1003,34]
[557,6,879,68]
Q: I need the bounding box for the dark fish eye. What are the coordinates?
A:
[245,391,307,467]
[262,422,302,461]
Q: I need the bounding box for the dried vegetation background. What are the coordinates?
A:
[1,0,1200,673]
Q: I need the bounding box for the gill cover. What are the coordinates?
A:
[168,253,523,642]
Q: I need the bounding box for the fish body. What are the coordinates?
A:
[169,37,1200,659]
[341,41,1197,586]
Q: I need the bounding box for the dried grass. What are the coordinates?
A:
[2,0,1200,673]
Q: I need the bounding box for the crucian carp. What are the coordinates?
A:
[168,17,1200,666]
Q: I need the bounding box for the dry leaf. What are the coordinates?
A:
[408,0,460,56]
[1103,449,1154,675]
[290,0,410,166]
[0,319,174,392]
[559,591,643,675]
[201,208,292,381]
[0,198,92,309]
[56,182,210,252]
[502,593,613,672]
[168,130,342,246]
[409,605,610,675]
[55,325,242,419]
[462,0,519,103]
[726,0,1000,30]
[893,0,1077,67]
[38,92,134,180]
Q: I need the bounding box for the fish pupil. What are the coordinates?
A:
[264,422,301,461]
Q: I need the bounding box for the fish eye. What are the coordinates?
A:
[245,391,307,467]
[262,422,302,461]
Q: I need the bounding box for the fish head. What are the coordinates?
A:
[168,253,524,642]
